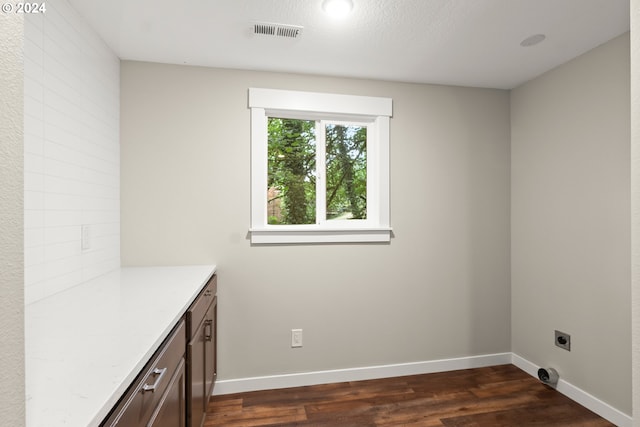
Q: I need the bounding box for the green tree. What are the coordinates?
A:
[326,124,367,219]
[268,118,315,224]
[268,119,366,224]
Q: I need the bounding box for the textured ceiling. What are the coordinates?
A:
[66,0,629,89]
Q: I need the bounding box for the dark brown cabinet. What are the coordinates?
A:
[147,359,186,427]
[187,275,217,427]
[102,321,186,427]
[101,273,217,427]
[204,299,217,399]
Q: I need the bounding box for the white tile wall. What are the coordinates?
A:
[24,0,120,304]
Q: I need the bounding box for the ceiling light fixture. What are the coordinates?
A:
[520,34,546,47]
[322,0,354,18]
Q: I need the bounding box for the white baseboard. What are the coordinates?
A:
[511,353,632,427]
[213,352,511,395]
[213,352,632,426]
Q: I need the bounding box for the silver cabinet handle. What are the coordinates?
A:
[142,367,167,393]
[205,319,213,342]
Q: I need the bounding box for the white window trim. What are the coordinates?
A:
[249,88,392,244]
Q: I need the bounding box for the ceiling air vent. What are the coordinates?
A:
[253,22,303,39]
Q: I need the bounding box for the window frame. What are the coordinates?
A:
[249,88,392,244]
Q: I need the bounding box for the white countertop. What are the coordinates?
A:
[25,265,216,427]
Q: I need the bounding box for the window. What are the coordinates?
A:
[267,118,367,225]
[249,88,392,244]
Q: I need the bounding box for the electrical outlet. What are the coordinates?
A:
[555,330,570,351]
[291,329,303,348]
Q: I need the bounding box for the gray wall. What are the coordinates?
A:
[511,34,631,414]
[120,63,512,379]
[632,0,640,423]
[0,13,25,427]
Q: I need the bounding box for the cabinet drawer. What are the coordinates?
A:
[147,358,186,427]
[187,275,216,340]
[103,320,186,427]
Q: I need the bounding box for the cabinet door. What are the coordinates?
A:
[188,319,206,427]
[147,358,186,427]
[204,297,217,400]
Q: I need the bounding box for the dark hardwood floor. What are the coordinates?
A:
[205,364,614,426]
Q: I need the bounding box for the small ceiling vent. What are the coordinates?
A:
[253,22,303,39]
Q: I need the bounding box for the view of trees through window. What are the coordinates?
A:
[267,118,367,225]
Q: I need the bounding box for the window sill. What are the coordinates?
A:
[249,227,392,244]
